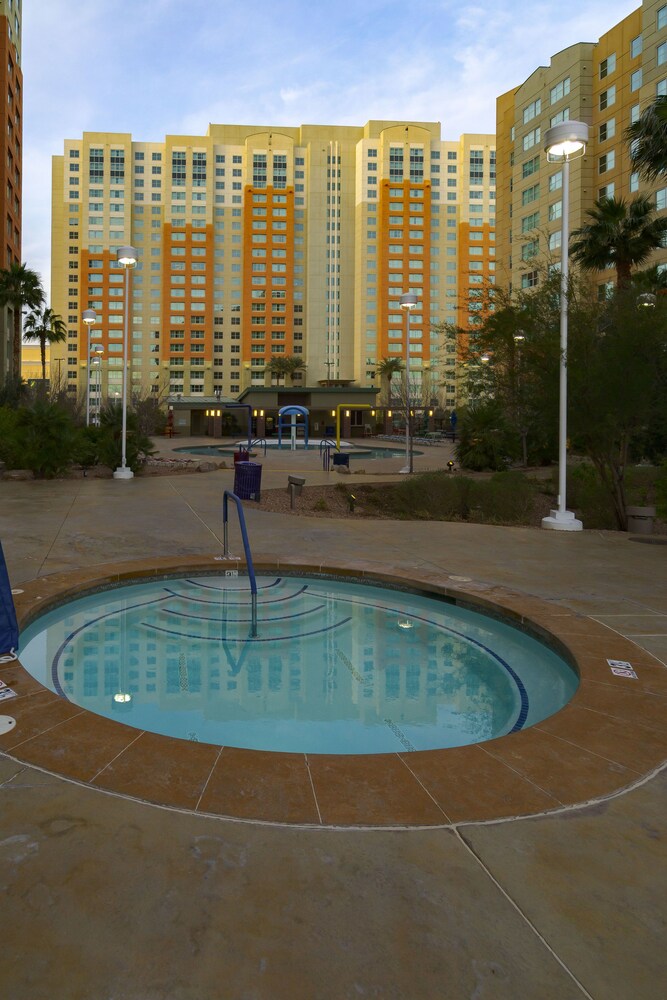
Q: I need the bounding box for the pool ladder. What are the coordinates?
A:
[220,490,258,638]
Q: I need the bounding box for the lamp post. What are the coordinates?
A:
[541,121,588,531]
[82,309,96,427]
[91,347,104,425]
[113,246,138,480]
[399,292,418,474]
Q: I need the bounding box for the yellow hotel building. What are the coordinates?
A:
[50,123,495,412]
[496,0,667,297]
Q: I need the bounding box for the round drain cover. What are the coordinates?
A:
[0,716,16,735]
[11,588,23,595]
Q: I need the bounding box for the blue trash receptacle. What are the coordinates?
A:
[332,453,349,469]
[234,462,262,501]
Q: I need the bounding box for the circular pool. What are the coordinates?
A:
[18,574,578,755]
[174,444,422,460]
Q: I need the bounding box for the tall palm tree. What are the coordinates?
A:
[570,195,667,289]
[0,263,44,379]
[376,356,404,404]
[23,306,67,384]
[625,95,667,182]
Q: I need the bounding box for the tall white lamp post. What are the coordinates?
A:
[113,246,138,480]
[91,346,104,425]
[82,309,96,427]
[541,121,588,531]
[399,292,419,474]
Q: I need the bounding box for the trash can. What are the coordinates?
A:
[234,462,262,501]
[234,449,249,464]
[332,453,350,469]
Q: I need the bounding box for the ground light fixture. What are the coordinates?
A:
[82,309,96,427]
[541,121,588,531]
[113,246,138,480]
[399,291,419,474]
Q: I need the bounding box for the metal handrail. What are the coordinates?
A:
[222,490,258,637]
[250,437,267,456]
[319,437,338,453]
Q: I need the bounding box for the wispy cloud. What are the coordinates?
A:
[23,0,638,297]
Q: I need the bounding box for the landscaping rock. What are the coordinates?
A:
[197,461,219,472]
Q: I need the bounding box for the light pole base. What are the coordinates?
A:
[542,509,583,531]
[113,466,134,480]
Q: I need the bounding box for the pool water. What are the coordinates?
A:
[18,575,578,755]
[175,445,422,460]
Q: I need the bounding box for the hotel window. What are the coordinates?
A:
[659,43,667,67]
[521,271,538,289]
[550,108,569,127]
[469,149,484,183]
[599,183,615,199]
[631,35,642,58]
[599,86,616,111]
[599,119,616,142]
[599,54,616,79]
[172,151,186,186]
[599,151,615,174]
[522,98,541,124]
[657,189,667,211]
[550,77,570,104]
[273,154,287,189]
[548,231,561,251]
[548,201,562,221]
[521,184,539,206]
[389,146,403,181]
[521,212,539,233]
[253,153,267,188]
[631,70,642,92]
[549,170,563,191]
[522,155,540,179]
[522,128,540,152]
[660,6,667,29]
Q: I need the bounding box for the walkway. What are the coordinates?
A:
[0,447,665,998]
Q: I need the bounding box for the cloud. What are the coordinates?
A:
[22,0,639,297]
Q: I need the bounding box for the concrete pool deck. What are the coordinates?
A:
[1,442,666,998]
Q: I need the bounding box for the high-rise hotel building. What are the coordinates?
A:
[496,0,667,298]
[0,0,22,379]
[50,122,495,411]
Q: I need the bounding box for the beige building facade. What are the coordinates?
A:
[496,0,667,297]
[50,122,495,414]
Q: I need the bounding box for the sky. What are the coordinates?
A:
[22,0,639,297]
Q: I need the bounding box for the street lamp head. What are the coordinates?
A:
[637,292,657,308]
[116,245,138,268]
[544,121,589,162]
[399,292,419,310]
[82,309,97,327]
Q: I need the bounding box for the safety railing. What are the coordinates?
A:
[250,438,267,456]
[222,490,258,637]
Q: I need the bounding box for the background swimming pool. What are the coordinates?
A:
[175,445,422,460]
[18,575,578,755]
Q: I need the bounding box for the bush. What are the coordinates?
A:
[17,401,77,477]
[0,406,22,469]
[367,470,536,524]
[95,404,155,472]
[565,464,616,529]
[455,401,514,471]
[656,461,667,520]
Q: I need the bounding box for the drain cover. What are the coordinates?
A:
[0,716,16,735]
[10,588,23,595]
[449,575,472,583]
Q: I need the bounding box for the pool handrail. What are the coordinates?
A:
[319,437,338,453]
[250,437,267,456]
[222,490,258,637]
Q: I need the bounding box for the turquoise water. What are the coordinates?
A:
[175,445,422,460]
[18,575,578,755]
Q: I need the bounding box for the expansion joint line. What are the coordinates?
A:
[167,480,224,549]
[37,483,86,577]
[452,826,595,1000]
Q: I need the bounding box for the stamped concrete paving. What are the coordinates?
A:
[1,442,666,998]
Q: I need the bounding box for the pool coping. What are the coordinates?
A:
[2,554,667,828]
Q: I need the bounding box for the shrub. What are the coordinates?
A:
[455,401,514,472]
[472,470,534,524]
[0,405,22,469]
[95,404,155,472]
[565,464,616,529]
[17,401,77,478]
[656,461,667,520]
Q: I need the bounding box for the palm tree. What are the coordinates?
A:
[570,195,667,289]
[265,354,307,386]
[0,263,44,379]
[23,306,67,385]
[625,95,667,182]
[376,356,404,404]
